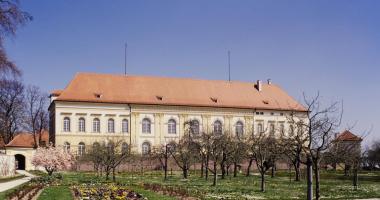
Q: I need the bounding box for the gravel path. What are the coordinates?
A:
[0,170,36,192]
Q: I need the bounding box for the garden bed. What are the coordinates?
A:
[72,183,145,200]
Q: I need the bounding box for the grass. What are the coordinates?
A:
[115,170,380,200]
[1,170,379,199]
[37,186,72,200]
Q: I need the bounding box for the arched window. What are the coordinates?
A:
[78,118,85,132]
[108,119,115,133]
[269,123,275,136]
[280,123,285,135]
[122,142,129,154]
[63,117,70,132]
[142,118,151,133]
[78,142,85,156]
[190,120,200,135]
[93,142,100,150]
[213,120,223,135]
[168,119,176,134]
[257,123,263,134]
[122,119,129,133]
[235,121,244,138]
[63,142,70,152]
[142,142,151,154]
[93,118,100,133]
[289,125,294,137]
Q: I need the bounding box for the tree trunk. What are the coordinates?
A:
[183,167,188,179]
[200,157,204,178]
[164,155,168,181]
[271,166,275,178]
[213,161,217,186]
[306,156,313,200]
[353,165,358,190]
[221,162,226,179]
[112,167,116,182]
[233,162,238,177]
[294,160,300,181]
[260,171,265,192]
[246,158,253,177]
[314,162,320,200]
[205,155,209,180]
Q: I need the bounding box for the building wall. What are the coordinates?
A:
[5,148,37,171]
[51,101,306,154]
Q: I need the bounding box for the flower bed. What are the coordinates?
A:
[72,184,145,200]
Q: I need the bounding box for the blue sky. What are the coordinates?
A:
[5,0,379,145]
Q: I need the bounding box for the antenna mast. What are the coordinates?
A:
[124,42,127,75]
[228,50,231,82]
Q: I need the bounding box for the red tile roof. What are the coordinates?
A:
[6,130,49,148]
[53,73,307,111]
[335,130,362,142]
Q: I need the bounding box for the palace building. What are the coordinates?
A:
[48,73,307,154]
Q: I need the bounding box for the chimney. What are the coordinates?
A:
[267,79,272,85]
[256,80,262,91]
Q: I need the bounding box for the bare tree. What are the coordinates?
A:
[229,137,248,177]
[247,130,278,192]
[0,78,23,144]
[292,93,343,200]
[0,0,32,77]
[152,142,175,181]
[85,140,132,181]
[170,134,198,179]
[24,85,48,148]
[283,121,308,181]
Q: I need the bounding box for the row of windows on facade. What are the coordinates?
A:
[62,117,294,137]
[63,117,129,133]
[63,141,152,155]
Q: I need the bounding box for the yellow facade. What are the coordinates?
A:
[51,101,303,154]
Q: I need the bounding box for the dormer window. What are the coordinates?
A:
[263,100,269,105]
[210,97,218,103]
[94,93,102,99]
[156,96,163,101]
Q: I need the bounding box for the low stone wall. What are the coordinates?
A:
[0,154,15,177]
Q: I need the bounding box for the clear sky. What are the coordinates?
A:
[4,0,379,146]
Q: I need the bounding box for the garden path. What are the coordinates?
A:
[0,170,36,192]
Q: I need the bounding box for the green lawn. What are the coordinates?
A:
[1,170,379,199]
[37,186,72,200]
[114,170,380,200]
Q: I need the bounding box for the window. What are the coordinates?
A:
[108,119,115,133]
[142,118,151,133]
[78,142,85,156]
[190,120,200,135]
[142,142,151,155]
[280,123,285,135]
[93,142,100,150]
[63,117,70,132]
[93,118,100,133]
[78,118,85,132]
[122,119,129,133]
[235,121,244,138]
[213,120,223,135]
[122,142,129,154]
[269,123,275,136]
[168,119,176,134]
[257,123,263,134]
[63,142,70,152]
[289,125,294,137]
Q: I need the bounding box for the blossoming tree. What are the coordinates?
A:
[32,145,75,176]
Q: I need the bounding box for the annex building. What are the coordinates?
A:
[48,73,307,155]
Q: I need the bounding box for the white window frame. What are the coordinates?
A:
[108,118,115,133]
[168,119,176,134]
